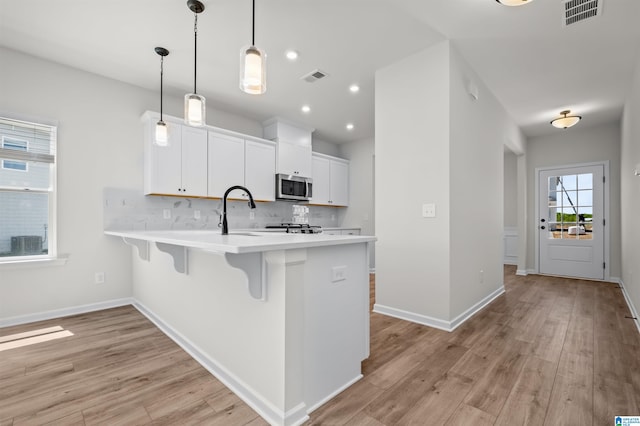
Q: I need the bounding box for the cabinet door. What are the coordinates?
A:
[245,140,275,201]
[208,132,244,198]
[330,160,349,206]
[311,155,331,205]
[181,126,208,196]
[277,141,312,176]
[145,120,183,195]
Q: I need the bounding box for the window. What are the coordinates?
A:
[2,137,29,172]
[0,116,57,260]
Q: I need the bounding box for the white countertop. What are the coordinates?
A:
[105,229,376,254]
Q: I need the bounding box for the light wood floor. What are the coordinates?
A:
[1,266,639,425]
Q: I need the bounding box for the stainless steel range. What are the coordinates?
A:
[265,223,323,234]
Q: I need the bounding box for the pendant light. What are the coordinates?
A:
[154,47,170,146]
[185,0,206,126]
[551,110,582,129]
[496,0,534,6]
[240,0,266,94]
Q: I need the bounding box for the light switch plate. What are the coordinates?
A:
[422,203,436,218]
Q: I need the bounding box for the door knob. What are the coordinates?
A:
[541,218,546,222]
[540,226,546,230]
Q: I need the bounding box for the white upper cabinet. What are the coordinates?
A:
[311,155,331,204]
[329,159,349,206]
[277,141,312,177]
[144,114,207,196]
[208,131,275,201]
[310,153,349,206]
[263,118,314,177]
[208,132,244,197]
[245,140,276,202]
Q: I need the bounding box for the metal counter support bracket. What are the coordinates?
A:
[224,252,266,301]
[156,242,188,274]
[122,238,150,261]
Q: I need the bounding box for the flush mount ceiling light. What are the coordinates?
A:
[154,47,170,146]
[496,0,534,5]
[240,0,266,94]
[349,84,360,93]
[346,123,354,131]
[551,110,582,129]
[185,0,206,126]
[301,105,311,113]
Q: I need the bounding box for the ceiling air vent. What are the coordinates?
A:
[301,69,329,83]
[562,0,602,26]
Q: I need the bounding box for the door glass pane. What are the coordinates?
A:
[547,172,595,240]
[561,175,578,190]
[577,173,592,189]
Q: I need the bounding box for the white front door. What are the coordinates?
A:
[538,164,605,280]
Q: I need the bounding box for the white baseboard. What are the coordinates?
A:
[0,298,133,328]
[616,278,640,335]
[449,286,506,331]
[374,286,505,332]
[132,300,308,426]
[305,374,363,415]
[373,304,451,331]
[516,269,528,276]
[369,268,376,274]
[503,258,518,266]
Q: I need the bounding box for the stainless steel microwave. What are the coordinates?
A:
[276,173,312,201]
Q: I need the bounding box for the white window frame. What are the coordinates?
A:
[0,116,59,265]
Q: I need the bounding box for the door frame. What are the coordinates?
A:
[534,160,610,280]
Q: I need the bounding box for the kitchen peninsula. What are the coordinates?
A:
[106,229,375,426]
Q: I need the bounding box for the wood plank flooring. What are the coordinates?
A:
[1,266,639,425]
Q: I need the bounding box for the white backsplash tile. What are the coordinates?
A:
[103,187,345,231]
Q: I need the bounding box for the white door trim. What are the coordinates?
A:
[534,161,610,280]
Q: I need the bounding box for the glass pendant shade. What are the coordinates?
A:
[496,0,534,5]
[184,93,206,126]
[551,110,581,129]
[155,120,169,146]
[240,46,266,94]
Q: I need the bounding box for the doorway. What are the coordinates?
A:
[537,163,607,280]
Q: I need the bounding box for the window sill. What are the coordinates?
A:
[0,255,69,270]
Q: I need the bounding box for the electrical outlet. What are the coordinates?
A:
[249,211,255,220]
[194,210,201,219]
[95,272,105,284]
[422,203,436,218]
[331,266,347,282]
[163,209,171,219]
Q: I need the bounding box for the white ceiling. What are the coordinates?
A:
[1,0,639,144]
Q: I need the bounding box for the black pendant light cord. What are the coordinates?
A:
[194,13,198,94]
[160,55,164,120]
[252,0,255,46]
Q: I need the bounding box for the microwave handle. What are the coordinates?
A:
[307,181,312,198]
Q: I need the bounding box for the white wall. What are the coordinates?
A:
[504,151,518,227]
[448,47,512,320]
[375,42,452,321]
[525,122,622,278]
[312,138,341,157]
[0,47,262,323]
[621,52,640,321]
[339,137,375,269]
[375,41,520,327]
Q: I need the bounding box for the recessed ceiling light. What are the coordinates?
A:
[301,105,311,113]
[349,84,360,93]
[346,123,354,131]
[285,50,299,61]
